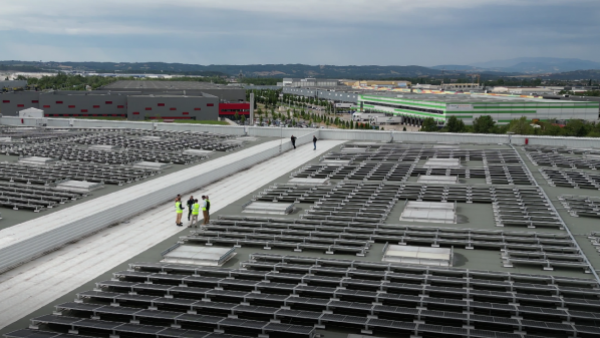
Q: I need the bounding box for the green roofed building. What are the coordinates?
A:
[357,93,600,125]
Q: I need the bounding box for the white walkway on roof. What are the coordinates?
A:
[0,139,345,330]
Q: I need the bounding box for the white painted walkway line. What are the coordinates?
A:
[0,140,344,330]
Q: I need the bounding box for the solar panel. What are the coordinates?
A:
[4,329,69,338]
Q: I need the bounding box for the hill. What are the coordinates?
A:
[0,61,457,79]
[2,60,599,81]
[542,69,600,81]
[471,57,600,73]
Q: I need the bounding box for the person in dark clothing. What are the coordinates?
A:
[201,195,209,226]
[291,135,297,149]
[205,195,211,223]
[186,195,194,221]
[313,135,317,150]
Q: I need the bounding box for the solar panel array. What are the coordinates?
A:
[525,145,600,157]
[0,126,92,143]
[199,216,587,272]
[7,143,600,338]
[306,144,534,185]
[559,195,600,219]
[0,127,248,213]
[540,169,600,190]
[17,254,599,338]
[73,129,237,151]
[254,181,561,230]
[0,162,157,186]
[588,232,600,254]
[0,128,242,165]
[0,180,85,212]
[0,160,163,212]
[525,147,600,170]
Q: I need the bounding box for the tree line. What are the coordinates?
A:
[421,115,600,137]
[239,78,279,85]
[22,73,122,90]
[15,73,230,90]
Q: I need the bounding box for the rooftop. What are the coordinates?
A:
[1,119,600,338]
[362,92,597,105]
[0,126,268,230]
[129,93,217,98]
[103,80,233,90]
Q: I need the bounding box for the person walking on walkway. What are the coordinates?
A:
[186,195,194,221]
[291,135,297,149]
[205,195,211,224]
[190,199,200,227]
[175,196,184,226]
[201,195,209,227]
[313,135,318,150]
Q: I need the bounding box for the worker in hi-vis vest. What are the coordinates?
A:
[175,196,184,227]
[190,199,200,227]
[201,195,209,226]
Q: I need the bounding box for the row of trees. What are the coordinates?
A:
[239,78,279,85]
[21,73,122,90]
[281,94,329,108]
[421,115,600,137]
[246,90,378,130]
[246,89,281,107]
[231,102,372,130]
[19,73,230,91]
[245,90,334,112]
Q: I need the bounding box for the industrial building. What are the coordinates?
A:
[278,78,341,87]
[102,80,246,102]
[0,80,27,90]
[440,83,482,91]
[283,87,360,103]
[38,91,129,118]
[357,93,600,125]
[0,91,40,114]
[1,118,600,338]
[0,81,249,120]
[345,80,412,88]
[127,94,219,121]
[493,87,557,95]
[282,86,600,125]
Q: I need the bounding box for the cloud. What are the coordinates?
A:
[1,0,590,35]
[0,0,598,66]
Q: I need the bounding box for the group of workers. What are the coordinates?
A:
[174,194,210,227]
[173,134,320,227]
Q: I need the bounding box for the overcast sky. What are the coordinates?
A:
[1,0,599,66]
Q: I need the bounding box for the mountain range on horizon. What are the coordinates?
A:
[2,57,600,81]
[433,57,600,74]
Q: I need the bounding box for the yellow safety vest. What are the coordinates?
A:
[192,203,200,215]
[202,201,207,211]
[175,201,183,214]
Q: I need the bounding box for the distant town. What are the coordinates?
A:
[1,61,599,137]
